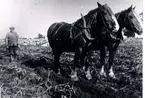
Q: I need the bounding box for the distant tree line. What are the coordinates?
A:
[37,33,45,39]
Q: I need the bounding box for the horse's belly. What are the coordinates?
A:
[64,45,77,52]
[91,40,100,50]
[49,38,77,52]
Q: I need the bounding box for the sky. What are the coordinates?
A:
[0,0,143,38]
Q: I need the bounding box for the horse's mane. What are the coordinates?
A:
[73,8,98,26]
[115,9,128,40]
[115,9,128,20]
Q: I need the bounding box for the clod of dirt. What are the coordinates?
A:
[21,56,54,70]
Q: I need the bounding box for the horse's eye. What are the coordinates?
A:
[103,12,108,15]
[129,16,133,19]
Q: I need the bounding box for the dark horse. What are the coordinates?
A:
[47,2,119,81]
[86,5,143,79]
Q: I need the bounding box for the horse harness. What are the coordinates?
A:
[52,23,65,39]
[52,22,87,43]
[123,11,135,32]
[100,11,122,42]
[70,23,87,43]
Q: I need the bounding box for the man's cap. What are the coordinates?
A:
[9,26,15,29]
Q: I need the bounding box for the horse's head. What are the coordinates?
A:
[124,5,143,35]
[97,2,119,32]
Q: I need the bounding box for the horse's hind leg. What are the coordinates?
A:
[80,49,87,69]
[53,51,61,74]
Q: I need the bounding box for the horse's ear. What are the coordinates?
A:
[97,2,102,8]
[127,5,133,11]
[133,6,136,10]
[130,5,133,8]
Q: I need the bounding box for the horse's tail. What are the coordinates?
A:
[47,23,59,48]
[47,23,57,41]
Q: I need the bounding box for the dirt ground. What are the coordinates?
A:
[0,38,142,98]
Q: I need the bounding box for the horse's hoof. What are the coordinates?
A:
[100,71,107,77]
[85,70,92,80]
[71,75,78,81]
[70,72,78,81]
[109,72,116,79]
[57,69,61,75]
[82,66,85,71]
[86,73,92,80]
[57,72,61,75]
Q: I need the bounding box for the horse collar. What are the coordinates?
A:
[70,23,74,39]
[69,23,82,43]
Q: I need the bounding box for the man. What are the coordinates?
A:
[5,26,19,62]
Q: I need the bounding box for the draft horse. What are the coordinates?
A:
[47,2,119,81]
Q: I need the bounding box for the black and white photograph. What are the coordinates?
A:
[0,0,143,98]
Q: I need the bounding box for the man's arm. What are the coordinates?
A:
[5,33,9,47]
[15,32,19,46]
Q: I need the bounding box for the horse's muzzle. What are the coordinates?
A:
[112,15,119,32]
[112,24,119,32]
[138,29,143,35]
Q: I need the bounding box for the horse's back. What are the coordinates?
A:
[47,22,71,38]
[47,22,72,51]
[48,22,65,39]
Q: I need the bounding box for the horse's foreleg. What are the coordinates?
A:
[108,50,116,78]
[74,47,82,69]
[100,47,106,77]
[80,49,87,69]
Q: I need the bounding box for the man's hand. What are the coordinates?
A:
[17,44,20,48]
[6,46,9,50]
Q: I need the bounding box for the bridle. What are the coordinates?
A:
[113,10,134,41]
[124,11,136,32]
[99,9,112,33]
[99,8,121,41]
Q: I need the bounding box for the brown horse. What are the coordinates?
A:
[47,2,119,81]
[85,5,143,79]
